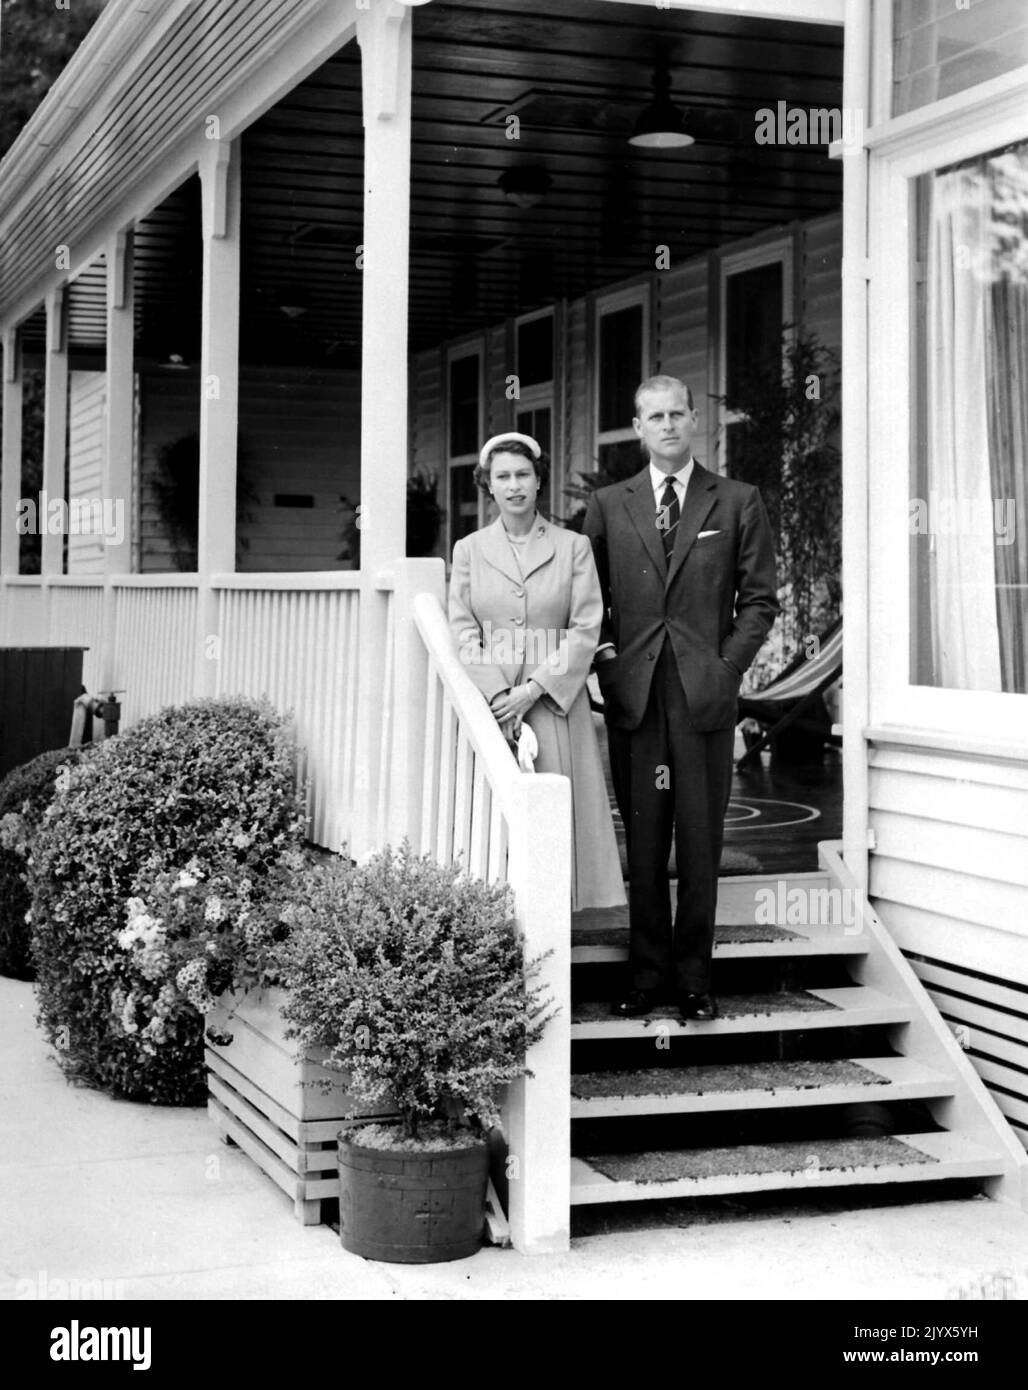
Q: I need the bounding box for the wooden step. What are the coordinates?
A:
[570,1055,955,1118]
[572,917,869,965]
[571,986,912,1041]
[570,1131,1006,1205]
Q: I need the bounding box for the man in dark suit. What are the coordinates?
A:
[584,375,778,1021]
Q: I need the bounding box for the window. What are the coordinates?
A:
[892,0,1028,117]
[864,3,1028,743]
[446,346,483,549]
[909,139,1028,694]
[594,286,649,481]
[718,241,792,481]
[514,309,555,514]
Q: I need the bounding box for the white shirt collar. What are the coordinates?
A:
[650,458,694,501]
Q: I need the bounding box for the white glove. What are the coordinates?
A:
[516,722,538,772]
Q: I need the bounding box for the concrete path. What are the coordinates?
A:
[2,977,1026,1301]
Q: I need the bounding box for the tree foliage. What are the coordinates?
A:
[0,0,109,160]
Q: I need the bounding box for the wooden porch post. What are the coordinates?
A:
[101,229,136,687]
[841,0,871,889]
[1,331,22,602]
[42,288,69,615]
[196,139,242,697]
[352,1,414,858]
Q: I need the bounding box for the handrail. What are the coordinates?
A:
[408,580,571,1254]
[411,589,525,817]
[211,571,362,591]
[111,574,201,589]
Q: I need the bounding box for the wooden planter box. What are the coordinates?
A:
[206,988,395,1225]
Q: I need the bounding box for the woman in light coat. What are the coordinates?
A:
[448,432,625,910]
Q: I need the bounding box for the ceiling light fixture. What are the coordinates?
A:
[629,60,695,149]
[498,166,552,209]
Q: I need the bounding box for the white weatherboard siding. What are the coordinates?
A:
[800,211,843,355]
[869,742,1028,1151]
[67,370,107,575]
[139,366,361,574]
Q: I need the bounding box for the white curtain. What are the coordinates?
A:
[925,164,1003,691]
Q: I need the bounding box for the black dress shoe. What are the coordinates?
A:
[612,988,658,1018]
[678,992,719,1022]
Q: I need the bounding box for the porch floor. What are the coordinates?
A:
[600,727,842,879]
[3,972,1026,1300]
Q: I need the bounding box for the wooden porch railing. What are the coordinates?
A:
[212,573,362,856]
[388,560,572,1255]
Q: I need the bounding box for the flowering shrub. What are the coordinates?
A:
[276,843,552,1142]
[29,697,306,1104]
[0,747,94,980]
[109,853,303,1059]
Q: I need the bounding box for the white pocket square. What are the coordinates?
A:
[697,529,722,538]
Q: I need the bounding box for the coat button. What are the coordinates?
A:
[514,588,524,597]
[514,617,525,626]
[646,652,656,661]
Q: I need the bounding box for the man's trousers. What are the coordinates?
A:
[607,644,735,995]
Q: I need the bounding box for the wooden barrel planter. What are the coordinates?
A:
[205,988,395,1225]
[337,1133,489,1263]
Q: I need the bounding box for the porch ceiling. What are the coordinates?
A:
[38,0,843,365]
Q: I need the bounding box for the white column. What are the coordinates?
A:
[840,0,871,888]
[42,287,69,582]
[100,230,136,689]
[104,230,135,580]
[195,139,242,696]
[351,1,414,857]
[1,330,23,589]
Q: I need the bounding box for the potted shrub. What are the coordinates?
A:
[275,843,551,1263]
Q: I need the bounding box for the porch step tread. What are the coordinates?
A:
[570,986,911,1040]
[570,1056,955,1117]
[569,1131,1005,1204]
[572,914,868,963]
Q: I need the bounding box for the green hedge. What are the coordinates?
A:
[29,697,306,1105]
[0,747,94,980]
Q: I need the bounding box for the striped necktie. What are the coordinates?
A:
[657,476,680,561]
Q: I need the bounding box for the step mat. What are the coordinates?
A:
[573,907,799,948]
[573,991,833,1025]
[571,1057,886,1100]
[582,1134,931,1186]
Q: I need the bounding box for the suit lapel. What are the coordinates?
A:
[479,516,523,584]
[665,462,718,589]
[624,470,667,575]
[518,518,556,581]
[479,515,555,583]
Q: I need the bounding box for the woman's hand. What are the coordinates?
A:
[490,682,539,735]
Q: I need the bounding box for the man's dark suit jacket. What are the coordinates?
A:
[583,462,779,731]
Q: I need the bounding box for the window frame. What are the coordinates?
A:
[513,306,557,512]
[444,339,485,556]
[865,53,1028,745]
[592,282,651,473]
[716,236,795,477]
